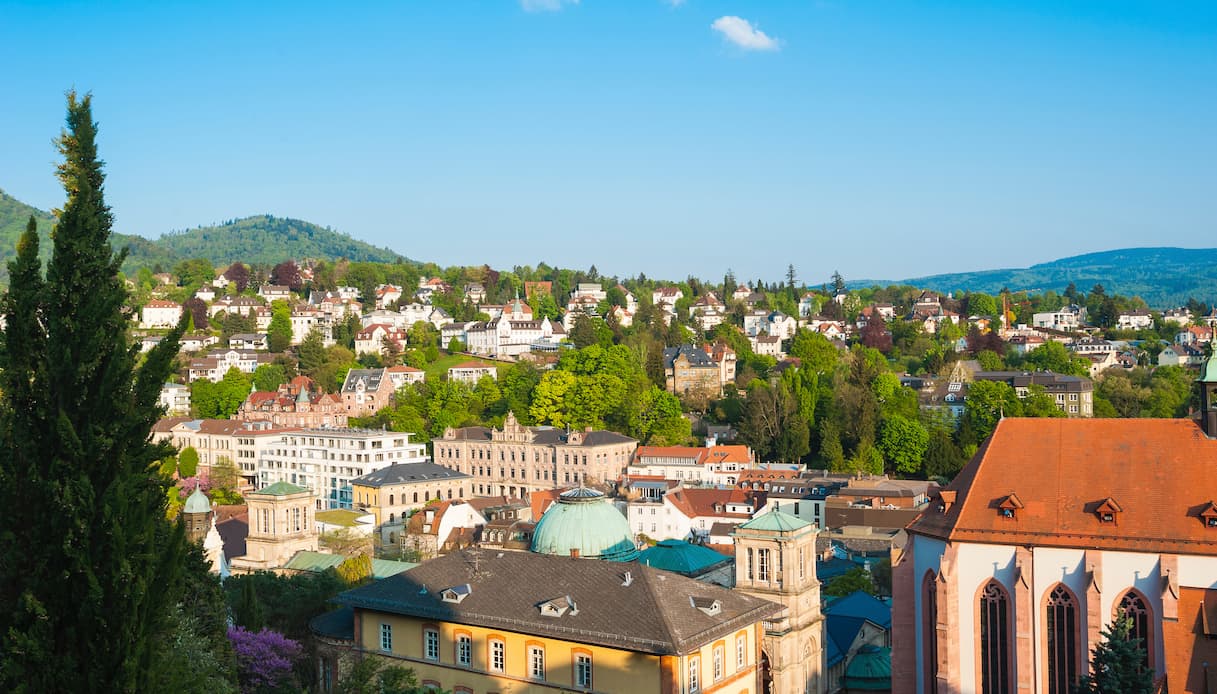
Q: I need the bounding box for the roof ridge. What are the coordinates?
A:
[632,565,683,651]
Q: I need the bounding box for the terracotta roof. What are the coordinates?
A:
[665,488,762,520]
[530,488,563,519]
[908,418,1217,555]
[451,361,495,370]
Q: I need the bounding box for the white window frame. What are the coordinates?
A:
[424,628,439,661]
[490,639,506,672]
[689,655,700,692]
[737,634,747,669]
[530,645,546,680]
[379,623,392,652]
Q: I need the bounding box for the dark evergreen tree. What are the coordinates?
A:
[0,92,188,692]
[1072,617,1154,694]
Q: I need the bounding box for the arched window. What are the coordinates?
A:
[922,572,938,694]
[1115,590,1153,672]
[1045,584,1079,694]
[978,580,1012,694]
[388,494,394,505]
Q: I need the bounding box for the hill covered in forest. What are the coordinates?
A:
[897,247,1217,308]
[0,189,407,281]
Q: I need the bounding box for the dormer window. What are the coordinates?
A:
[937,490,957,513]
[1095,497,1122,524]
[1200,502,1217,528]
[440,584,472,604]
[997,493,1023,520]
[691,596,722,616]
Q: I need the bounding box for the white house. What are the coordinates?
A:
[140,299,182,328]
[448,362,497,384]
[1116,309,1154,331]
[158,383,191,416]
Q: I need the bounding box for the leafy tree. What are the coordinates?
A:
[823,567,876,597]
[0,92,188,692]
[569,314,598,349]
[234,579,266,631]
[923,427,967,480]
[878,414,929,474]
[270,260,302,291]
[183,296,209,330]
[962,380,1021,443]
[296,328,328,377]
[267,300,292,352]
[860,311,892,353]
[975,349,1005,371]
[818,418,846,471]
[1025,341,1090,377]
[253,363,287,392]
[789,329,839,375]
[831,270,846,296]
[447,337,466,353]
[335,554,374,586]
[1072,616,1154,694]
[227,627,302,693]
[178,446,200,478]
[333,658,428,694]
[530,370,576,426]
[224,262,250,292]
[173,257,215,289]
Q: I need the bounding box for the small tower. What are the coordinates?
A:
[182,488,212,544]
[1198,352,1217,437]
[733,510,824,694]
[235,482,318,572]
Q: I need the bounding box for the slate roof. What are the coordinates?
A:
[350,462,469,488]
[909,418,1217,555]
[663,345,717,369]
[341,368,388,393]
[334,549,781,655]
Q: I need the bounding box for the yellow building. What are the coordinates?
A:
[311,549,781,693]
[349,461,472,526]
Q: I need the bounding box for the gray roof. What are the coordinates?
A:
[341,368,388,393]
[448,425,635,447]
[351,462,469,488]
[663,345,716,369]
[333,549,780,655]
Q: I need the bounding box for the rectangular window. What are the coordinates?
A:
[379,623,393,652]
[689,655,700,692]
[424,628,439,661]
[713,645,724,681]
[456,634,472,666]
[737,634,747,669]
[758,548,770,582]
[529,646,546,680]
[575,653,593,688]
[490,640,505,672]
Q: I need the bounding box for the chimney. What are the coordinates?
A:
[569,548,580,558]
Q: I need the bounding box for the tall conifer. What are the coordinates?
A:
[0,92,187,692]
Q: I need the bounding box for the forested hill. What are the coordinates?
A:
[0,189,407,282]
[900,247,1217,308]
[148,215,407,266]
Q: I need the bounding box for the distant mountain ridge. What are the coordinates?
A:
[897,247,1217,308]
[0,189,407,282]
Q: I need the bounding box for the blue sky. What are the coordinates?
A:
[2,1,1214,285]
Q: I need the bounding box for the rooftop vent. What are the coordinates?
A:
[622,571,633,587]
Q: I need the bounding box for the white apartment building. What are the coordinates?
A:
[257,428,428,510]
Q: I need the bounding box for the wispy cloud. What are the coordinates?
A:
[663,0,687,6]
[711,16,780,51]
[520,0,579,12]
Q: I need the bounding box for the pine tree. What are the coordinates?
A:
[1072,616,1154,694]
[0,92,187,692]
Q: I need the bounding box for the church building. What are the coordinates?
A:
[891,355,1217,693]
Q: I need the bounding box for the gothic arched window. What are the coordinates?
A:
[922,572,939,694]
[978,580,1012,694]
[1045,584,1079,694]
[1115,590,1153,672]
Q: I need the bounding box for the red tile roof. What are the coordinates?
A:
[909,418,1217,555]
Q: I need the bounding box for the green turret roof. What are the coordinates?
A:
[1199,353,1217,383]
[737,509,812,532]
[842,645,892,690]
[255,481,310,497]
[183,488,212,514]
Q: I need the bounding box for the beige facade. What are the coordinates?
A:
[230,482,319,573]
[433,412,637,497]
[350,462,473,526]
[733,513,825,694]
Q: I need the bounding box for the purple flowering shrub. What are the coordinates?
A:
[227,626,302,692]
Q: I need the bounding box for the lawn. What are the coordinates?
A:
[423,352,503,382]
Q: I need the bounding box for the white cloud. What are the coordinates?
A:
[711,15,780,51]
[520,0,579,12]
[664,0,687,6]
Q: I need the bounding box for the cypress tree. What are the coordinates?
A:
[0,92,187,692]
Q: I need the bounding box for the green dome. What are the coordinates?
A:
[183,488,211,514]
[638,540,731,576]
[531,488,638,562]
[843,645,892,690]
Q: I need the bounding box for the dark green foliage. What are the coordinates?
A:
[268,300,292,352]
[178,446,200,477]
[223,570,347,644]
[191,367,252,418]
[333,658,429,694]
[0,93,188,692]
[1072,617,1154,694]
[823,567,877,597]
[234,579,266,631]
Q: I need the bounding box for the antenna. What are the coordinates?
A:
[622,571,633,587]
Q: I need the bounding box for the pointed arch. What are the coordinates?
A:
[922,570,939,694]
[1113,588,1154,673]
[975,579,1013,694]
[1042,583,1081,694]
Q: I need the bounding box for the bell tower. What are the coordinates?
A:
[1198,352,1217,437]
[733,510,824,694]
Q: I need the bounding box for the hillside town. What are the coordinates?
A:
[126,253,1217,693]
